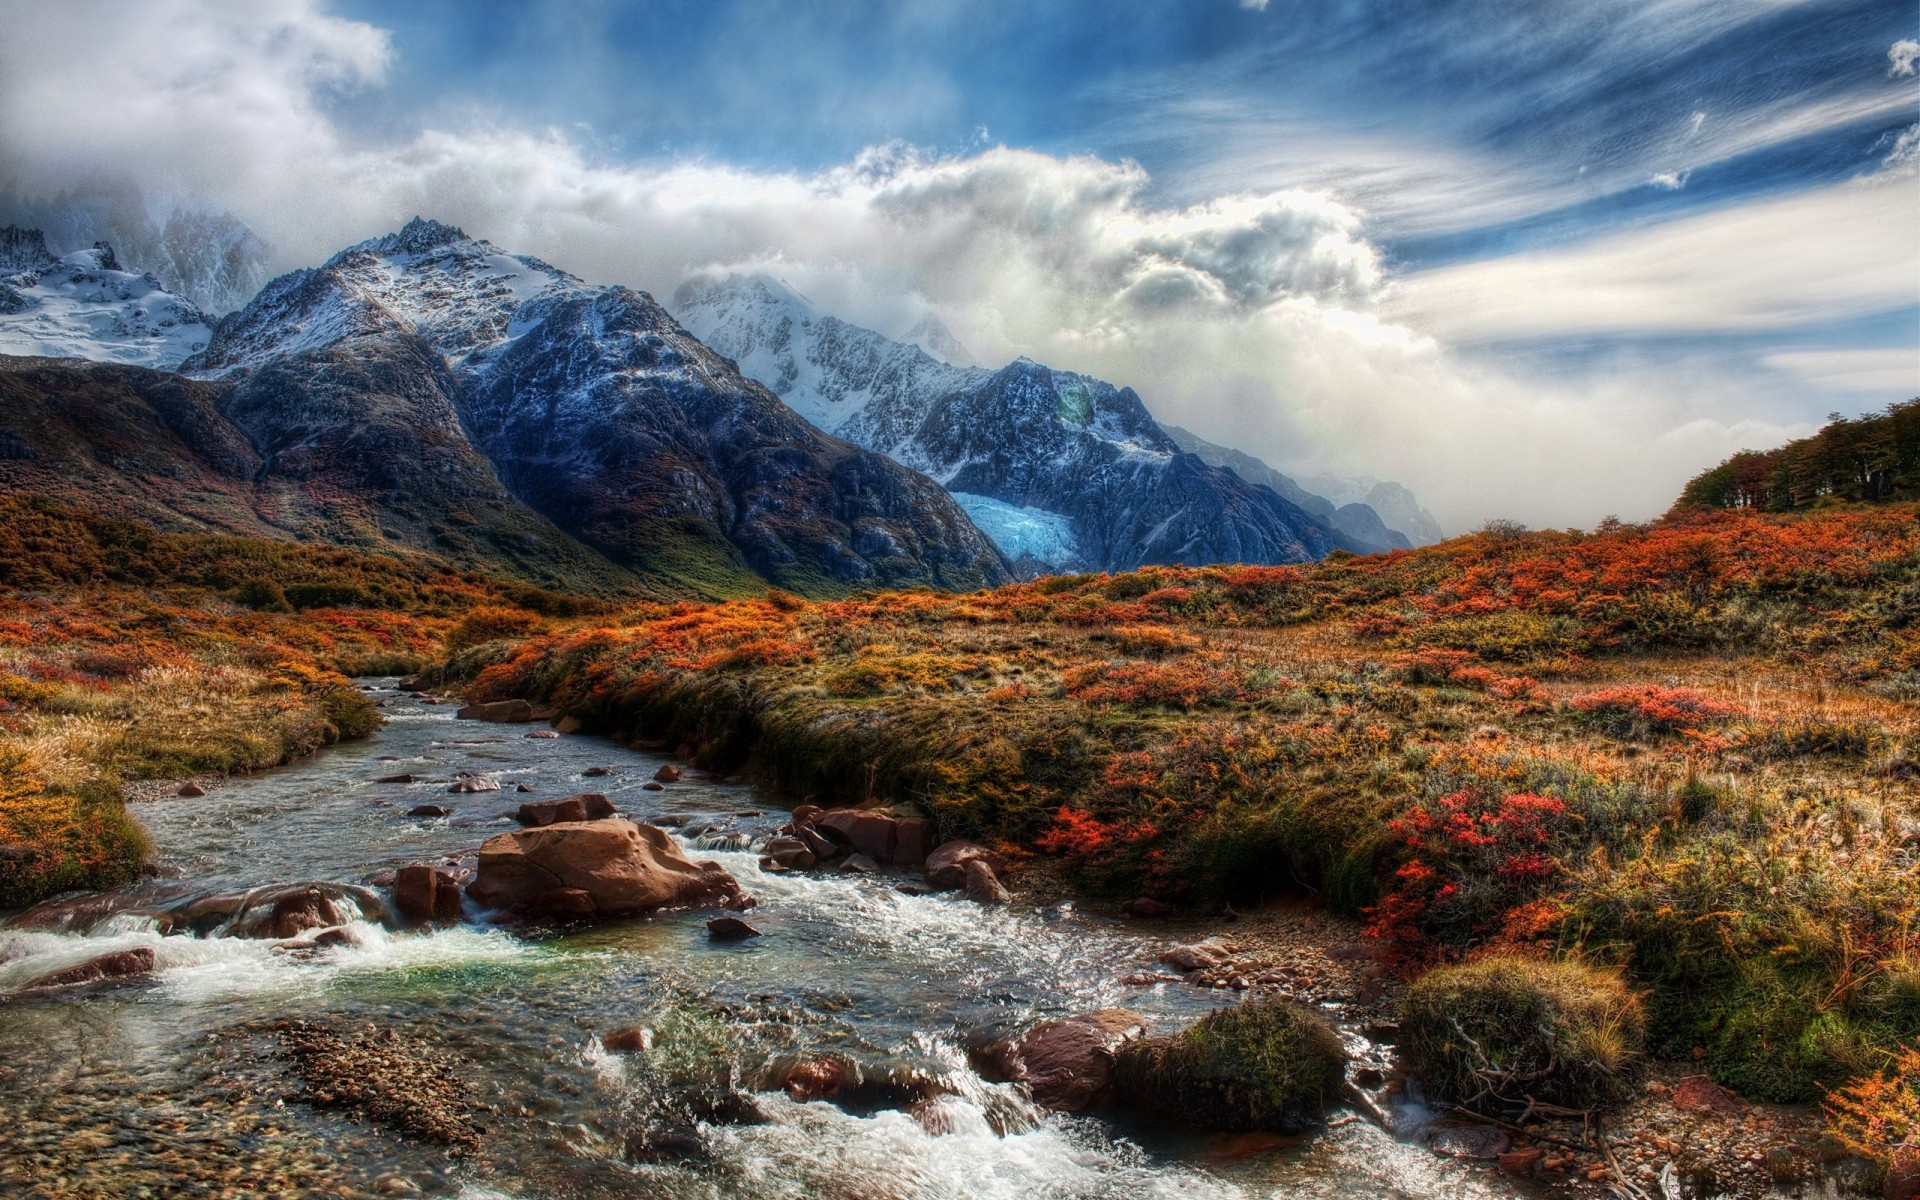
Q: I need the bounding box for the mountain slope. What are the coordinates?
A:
[674,273,1343,573]
[0,352,642,596]
[1165,423,1442,548]
[185,219,1010,596]
[0,227,213,368]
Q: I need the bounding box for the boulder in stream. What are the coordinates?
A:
[818,809,897,861]
[449,774,501,794]
[466,819,753,921]
[12,946,156,994]
[456,698,544,723]
[391,864,464,925]
[962,858,1011,906]
[924,840,1007,890]
[515,793,615,826]
[974,1009,1147,1112]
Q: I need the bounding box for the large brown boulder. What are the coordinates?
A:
[13,946,156,993]
[818,810,898,862]
[925,840,1007,889]
[962,858,1011,906]
[456,698,537,722]
[893,818,936,867]
[467,819,752,920]
[227,884,355,939]
[391,865,464,925]
[516,793,616,827]
[976,1010,1146,1112]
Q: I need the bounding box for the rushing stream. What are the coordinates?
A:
[0,682,1530,1200]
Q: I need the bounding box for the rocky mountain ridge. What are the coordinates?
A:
[674,273,1366,573]
[174,219,1011,596]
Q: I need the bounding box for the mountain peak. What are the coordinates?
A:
[673,270,821,321]
[901,312,975,367]
[0,226,57,274]
[357,216,472,258]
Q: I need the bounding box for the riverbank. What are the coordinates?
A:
[432,506,1919,1187]
[0,684,1537,1200]
[0,497,604,908]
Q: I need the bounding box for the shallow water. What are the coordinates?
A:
[0,683,1530,1199]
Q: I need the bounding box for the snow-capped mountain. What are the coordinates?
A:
[0,183,271,315]
[0,227,213,369]
[184,219,1010,596]
[675,272,1344,573]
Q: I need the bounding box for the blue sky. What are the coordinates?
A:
[2,0,1916,525]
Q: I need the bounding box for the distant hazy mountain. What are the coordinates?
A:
[0,181,270,316]
[0,226,213,368]
[1164,424,1442,548]
[674,272,1348,573]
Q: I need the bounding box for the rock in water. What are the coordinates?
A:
[456,698,536,722]
[449,774,501,794]
[975,1009,1146,1112]
[818,810,897,861]
[176,781,207,798]
[390,864,463,925]
[406,804,449,818]
[515,793,615,826]
[653,764,681,783]
[466,818,752,920]
[962,858,1010,906]
[13,947,156,993]
[706,917,763,941]
[924,840,1007,890]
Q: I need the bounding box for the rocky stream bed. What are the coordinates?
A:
[0,683,1842,1199]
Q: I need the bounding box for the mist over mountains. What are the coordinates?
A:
[0,208,1445,592]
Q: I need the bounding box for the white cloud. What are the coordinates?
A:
[1649,170,1689,189]
[1891,38,1920,77]
[1239,0,1271,9]
[1384,181,1919,342]
[1764,348,1920,394]
[0,0,1902,533]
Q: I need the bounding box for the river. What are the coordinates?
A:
[0,682,1529,1199]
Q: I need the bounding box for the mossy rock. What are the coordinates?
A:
[1113,998,1346,1131]
[1402,956,1645,1112]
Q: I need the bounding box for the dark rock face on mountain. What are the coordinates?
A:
[0,351,636,594]
[178,219,1009,596]
[675,274,1342,574]
[916,359,1338,570]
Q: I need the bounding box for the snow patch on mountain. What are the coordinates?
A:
[0,227,213,369]
[950,492,1082,569]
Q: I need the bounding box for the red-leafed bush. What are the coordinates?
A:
[1366,789,1572,956]
[1570,684,1739,740]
